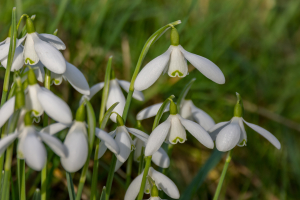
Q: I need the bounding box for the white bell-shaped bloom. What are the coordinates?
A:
[209,116,281,152]
[81,79,144,122]
[25,83,72,124]
[0,36,26,71]
[23,32,66,74]
[134,45,225,91]
[125,167,180,200]
[145,114,214,156]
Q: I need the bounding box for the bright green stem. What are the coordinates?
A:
[66,172,75,200]
[213,150,232,200]
[125,152,133,188]
[162,144,173,175]
[122,90,133,122]
[137,156,152,200]
[138,147,145,175]
[18,159,26,200]
[105,155,117,200]
[1,143,14,200]
[75,161,89,200]
[16,14,29,31]
[90,139,100,200]
[0,124,8,188]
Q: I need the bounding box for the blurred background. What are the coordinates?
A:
[1,0,299,199]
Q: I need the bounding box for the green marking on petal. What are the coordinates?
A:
[172,137,185,143]
[54,79,61,85]
[18,151,24,159]
[25,58,35,65]
[171,70,183,77]
[239,139,247,146]
[131,145,135,151]
[32,110,40,116]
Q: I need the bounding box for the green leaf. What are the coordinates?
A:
[100,102,119,130]
[152,95,175,130]
[86,100,96,154]
[66,172,75,200]
[31,189,41,200]
[177,78,196,112]
[179,149,224,200]
[99,186,106,200]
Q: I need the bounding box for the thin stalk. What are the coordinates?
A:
[75,164,89,200]
[0,124,8,187]
[213,150,232,200]
[18,159,26,200]
[138,147,145,175]
[105,155,117,200]
[137,156,152,200]
[162,144,173,175]
[66,172,75,200]
[125,152,133,188]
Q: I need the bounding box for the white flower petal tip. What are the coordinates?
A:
[179,45,225,84]
[118,80,144,101]
[134,48,172,91]
[95,128,119,155]
[243,119,281,149]
[114,159,124,172]
[38,34,66,50]
[0,132,19,155]
[37,88,72,124]
[124,174,143,200]
[63,62,90,95]
[1,46,24,71]
[97,140,108,159]
[0,96,15,128]
[126,127,149,142]
[216,122,241,152]
[107,80,126,122]
[40,123,69,135]
[136,103,169,121]
[208,121,230,141]
[115,127,133,163]
[39,132,68,157]
[152,147,170,168]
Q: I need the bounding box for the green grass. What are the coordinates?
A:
[1,0,300,199]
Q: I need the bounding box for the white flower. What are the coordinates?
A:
[145,114,214,156]
[0,125,67,171]
[125,167,180,200]
[81,79,144,122]
[0,36,26,71]
[209,116,281,152]
[134,45,225,91]
[23,32,66,74]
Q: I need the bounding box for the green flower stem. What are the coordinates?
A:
[75,161,89,200]
[125,152,133,188]
[66,172,75,200]
[138,147,145,175]
[0,124,8,188]
[16,14,29,31]
[17,159,26,200]
[105,155,117,200]
[162,144,173,175]
[137,156,152,200]
[213,150,232,200]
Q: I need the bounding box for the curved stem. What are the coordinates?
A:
[137,156,152,200]
[213,150,232,200]
[16,14,29,31]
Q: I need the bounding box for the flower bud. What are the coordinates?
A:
[24,111,33,126]
[169,100,178,115]
[116,113,124,126]
[170,27,180,46]
[75,103,86,122]
[233,92,244,117]
[28,68,37,85]
[26,17,35,34]
[151,185,159,197]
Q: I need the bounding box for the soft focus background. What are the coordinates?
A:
[0,0,299,199]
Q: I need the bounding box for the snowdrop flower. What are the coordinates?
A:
[125,167,180,200]
[25,68,72,124]
[134,27,225,91]
[145,101,214,156]
[81,76,144,122]
[23,17,66,74]
[0,112,67,171]
[209,93,281,152]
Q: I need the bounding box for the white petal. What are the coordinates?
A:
[39,132,67,157]
[23,128,47,171]
[114,159,124,172]
[0,38,10,60]
[118,80,144,101]
[145,119,171,156]
[51,72,63,85]
[115,127,132,163]
[33,33,66,74]
[40,122,69,135]
[168,115,187,144]
[136,103,169,121]
[38,34,66,50]
[37,88,72,124]
[190,102,215,131]
[26,84,44,117]
[168,45,188,77]
[95,128,119,155]
[149,167,180,199]
[17,35,27,46]
[216,119,241,152]
[237,118,247,147]
[63,62,90,95]
[1,46,24,71]
[97,140,108,159]
[133,139,144,162]
[126,127,149,143]
[0,96,15,128]
[208,121,230,141]
[179,45,225,84]
[180,100,193,120]
[124,173,143,200]
[106,79,126,122]
[152,147,170,168]
[178,115,214,149]
[0,132,18,155]
[33,62,45,82]
[24,34,39,65]
[243,119,281,149]
[134,47,172,91]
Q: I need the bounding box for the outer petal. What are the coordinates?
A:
[118,80,144,101]
[114,159,124,172]
[33,33,66,74]
[178,115,214,148]
[136,103,170,121]
[26,84,44,117]
[179,45,225,84]
[37,87,72,124]
[51,72,63,85]
[180,100,193,120]
[97,140,108,159]
[115,127,132,163]
[216,119,241,152]
[0,96,15,128]
[24,34,39,65]
[149,167,180,199]
[23,128,47,171]
[106,79,126,122]
[190,101,215,131]
[126,127,149,143]
[0,132,18,155]
[237,118,247,147]
[63,62,90,95]
[1,45,24,71]
[145,119,171,156]
[208,121,230,141]
[124,173,143,200]
[38,34,66,50]
[168,45,188,77]
[243,119,281,149]
[95,128,119,155]
[0,38,10,60]
[134,47,172,91]
[39,132,67,157]
[40,123,69,135]
[133,138,144,162]
[152,147,170,168]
